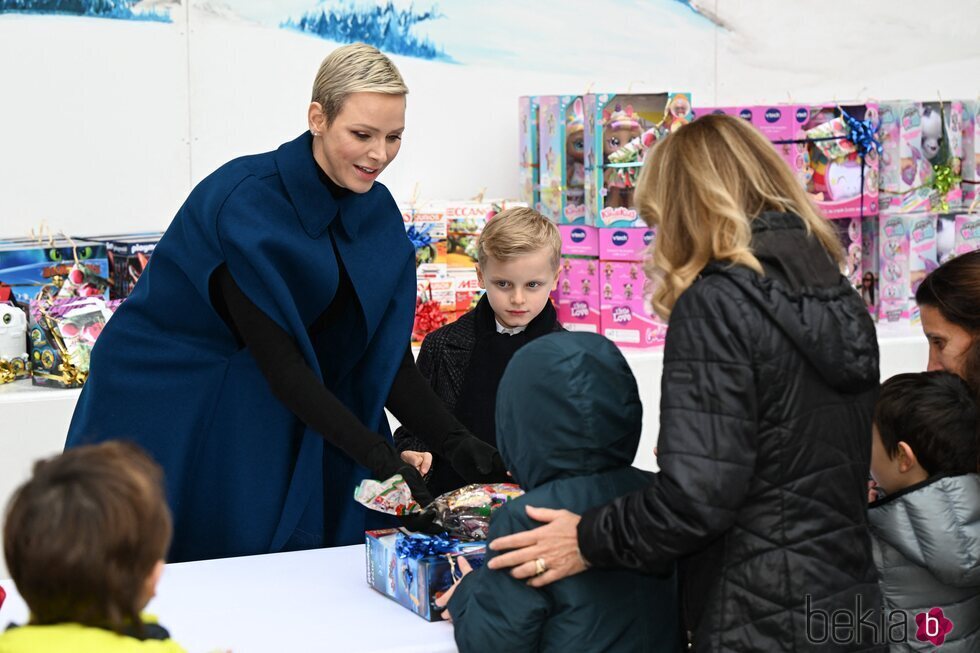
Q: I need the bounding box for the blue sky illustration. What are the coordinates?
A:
[237,0,719,73]
[0,0,171,22]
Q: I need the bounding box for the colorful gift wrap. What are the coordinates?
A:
[366,529,487,621]
[29,296,120,388]
[0,238,109,304]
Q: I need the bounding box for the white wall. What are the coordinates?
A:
[2,0,979,235]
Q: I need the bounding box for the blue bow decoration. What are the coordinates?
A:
[841,109,882,157]
[395,532,457,559]
[406,223,434,249]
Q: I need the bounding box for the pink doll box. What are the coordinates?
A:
[557,256,600,300]
[792,103,880,220]
[878,213,937,324]
[538,95,589,225]
[961,101,979,204]
[878,101,963,213]
[598,227,654,261]
[599,260,643,302]
[599,298,666,348]
[559,224,599,257]
[860,216,879,318]
[694,104,807,170]
[518,96,540,209]
[557,296,601,333]
[954,213,980,257]
[831,217,864,290]
[584,92,691,229]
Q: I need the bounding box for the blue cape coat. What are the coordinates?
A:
[66,132,416,562]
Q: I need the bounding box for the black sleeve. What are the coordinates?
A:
[577,278,758,572]
[209,264,434,505]
[391,340,448,454]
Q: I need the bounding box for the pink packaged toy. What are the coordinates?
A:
[518,96,540,209]
[794,103,880,219]
[556,256,600,333]
[584,92,692,228]
[559,224,599,257]
[860,216,879,316]
[878,213,937,324]
[598,227,654,261]
[694,104,808,171]
[961,102,979,205]
[599,260,666,348]
[539,95,588,224]
[878,101,964,213]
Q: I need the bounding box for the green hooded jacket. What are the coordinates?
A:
[448,332,680,652]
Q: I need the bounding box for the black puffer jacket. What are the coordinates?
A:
[579,212,884,652]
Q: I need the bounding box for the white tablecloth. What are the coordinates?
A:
[0,325,931,575]
[0,545,458,653]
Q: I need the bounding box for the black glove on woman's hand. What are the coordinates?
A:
[364,440,436,508]
[441,426,510,483]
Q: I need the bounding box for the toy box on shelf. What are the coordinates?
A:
[402,203,448,278]
[878,213,937,324]
[518,96,540,209]
[597,228,665,349]
[0,301,29,383]
[553,225,599,333]
[693,104,808,171]
[878,100,964,214]
[538,95,588,225]
[961,101,979,205]
[0,237,109,304]
[79,232,162,299]
[585,92,692,229]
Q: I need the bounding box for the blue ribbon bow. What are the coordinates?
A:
[841,109,882,157]
[395,532,457,559]
[406,223,434,249]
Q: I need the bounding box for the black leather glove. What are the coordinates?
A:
[441,426,510,483]
[360,439,436,508]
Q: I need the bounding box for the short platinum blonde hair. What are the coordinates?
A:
[478,207,562,270]
[311,42,408,123]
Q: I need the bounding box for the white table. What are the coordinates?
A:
[0,544,458,653]
[0,326,930,576]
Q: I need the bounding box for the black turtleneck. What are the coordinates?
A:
[207,164,460,494]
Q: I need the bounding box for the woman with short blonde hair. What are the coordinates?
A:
[67,43,505,562]
[488,114,882,652]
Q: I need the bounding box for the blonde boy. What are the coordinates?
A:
[395,208,562,495]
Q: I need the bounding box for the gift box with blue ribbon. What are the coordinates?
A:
[365,528,486,621]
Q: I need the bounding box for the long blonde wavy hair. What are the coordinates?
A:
[636,113,844,319]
